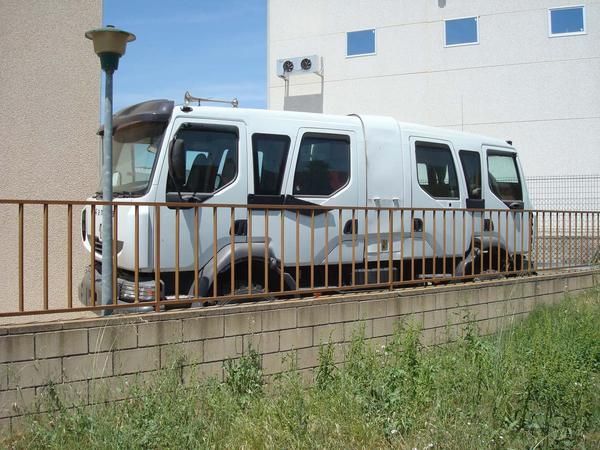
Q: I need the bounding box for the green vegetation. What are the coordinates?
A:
[8,289,600,449]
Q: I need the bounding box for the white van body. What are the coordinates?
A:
[80,100,532,307]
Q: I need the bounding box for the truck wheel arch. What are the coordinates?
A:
[188,243,295,304]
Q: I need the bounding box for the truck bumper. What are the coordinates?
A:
[79,265,164,314]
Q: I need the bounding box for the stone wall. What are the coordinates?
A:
[1,270,597,433]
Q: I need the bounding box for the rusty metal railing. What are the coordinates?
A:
[0,199,598,319]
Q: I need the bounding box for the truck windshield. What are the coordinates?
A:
[102,121,167,196]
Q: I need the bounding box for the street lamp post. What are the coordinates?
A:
[85,25,135,313]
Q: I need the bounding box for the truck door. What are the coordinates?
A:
[245,131,293,290]
[158,119,248,292]
[484,148,529,270]
[281,128,364,287]
[458,150,486,272]
[410,137,470,277]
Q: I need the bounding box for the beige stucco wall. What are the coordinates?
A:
[0,1,102,320]
[267,0,600,178]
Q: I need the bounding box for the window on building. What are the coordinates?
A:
[445,17,479,46]
[415,142,459,198]
[346,29,376,57]
[252,134,290,195]
[487,152,523,202]
[549,6,585,36]
[167,126,238,193]
[293,133,350,196]
[459,150,482,199]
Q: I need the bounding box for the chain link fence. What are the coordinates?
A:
[526,175,600,268]
[527,174,600,211]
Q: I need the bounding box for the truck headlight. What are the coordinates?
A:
[119,279,164,302]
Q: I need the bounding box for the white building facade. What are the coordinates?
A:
[267,0,600,181]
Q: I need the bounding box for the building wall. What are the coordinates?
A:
[0,1,102,316]
[1,269,597,433]
[267,0,600,178]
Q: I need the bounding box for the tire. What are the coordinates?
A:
[475,248,511,280]
[460,248,509,281]
[220,280,277,305]
[216,261,278,305]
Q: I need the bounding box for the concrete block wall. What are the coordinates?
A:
[0,270,597,433]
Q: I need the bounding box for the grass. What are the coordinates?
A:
[6,288,600,449]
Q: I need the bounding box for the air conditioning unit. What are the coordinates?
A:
[276,55,321,78]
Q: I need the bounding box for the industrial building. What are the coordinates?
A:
[267,0,600,194]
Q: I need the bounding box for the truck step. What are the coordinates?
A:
[417,273,454,280]
[355,267,398,284]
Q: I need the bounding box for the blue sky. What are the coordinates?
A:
[104,0,267,111]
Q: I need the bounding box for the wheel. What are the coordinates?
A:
[218,279,277,305]
[458,248,509,281]
[472,249,509,281]
[216,261,278,305]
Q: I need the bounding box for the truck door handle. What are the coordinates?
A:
[231,219,247,236]
[413,218,423,232]
[343,219,357,235]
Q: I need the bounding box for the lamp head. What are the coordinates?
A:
[85,25,136,71]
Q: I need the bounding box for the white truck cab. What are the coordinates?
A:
[80,96,532,310]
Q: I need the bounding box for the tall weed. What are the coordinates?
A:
[8,288,599,449]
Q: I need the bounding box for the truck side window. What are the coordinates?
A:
[459,150,482,199]
[252,134,290,195]
[415,142,459,199]
[167,126,238,194]
[487,152,523,201]
[293,133,350,196]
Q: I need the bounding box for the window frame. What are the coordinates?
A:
[108,121,168,197]
[167,123,239,195]
[548,5,586,37]
[346,29,377,58]
[459,150,483,200]
[486,150,523,203]
[251,133,291,196]
[444,16,480,48]
[292,132,352,198]
[414,141,460,200]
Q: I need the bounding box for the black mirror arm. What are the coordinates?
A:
[508,201,524,210]
[167,172,185,203]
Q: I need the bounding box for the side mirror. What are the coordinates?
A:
[168,138,186,188]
